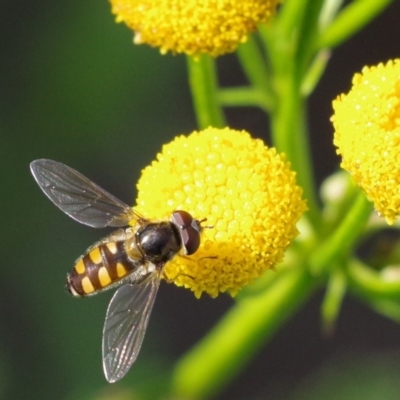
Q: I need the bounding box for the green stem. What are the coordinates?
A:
[187,55,226,129]
[364,297,400,323]
[236,37,274,110]
[348,258,400,298]
[275,0,310,41]
[310,191,373,275]
[319,0,345,29]
[301,49,331,96]
[217,87,270,110]
[295,0,325,78]
[318,0,394,49]
[320,172,359,238]
[270,77,320,228]
[170,266,315,400]
[321,266,347,335]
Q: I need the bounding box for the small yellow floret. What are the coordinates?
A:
[332,59,400,225]
[134,127,306,297]
[109,0,281,57]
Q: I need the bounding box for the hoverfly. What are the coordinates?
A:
[30,159,204,383]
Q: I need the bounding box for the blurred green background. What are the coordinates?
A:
[2,1,400,399]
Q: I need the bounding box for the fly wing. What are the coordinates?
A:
[30,159,143,228]
[102,272,161,383]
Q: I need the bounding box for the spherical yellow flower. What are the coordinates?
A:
[109,0,281,57]
[134,127,306,298]
[332,59,400,225]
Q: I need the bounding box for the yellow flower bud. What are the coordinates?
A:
[332,59,400,225]
[109,0,281,57]
[135,127,306,297]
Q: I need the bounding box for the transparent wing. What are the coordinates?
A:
[30,159,143,228]
[102,272,161,383]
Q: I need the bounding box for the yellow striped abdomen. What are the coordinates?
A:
[67,240,139,297]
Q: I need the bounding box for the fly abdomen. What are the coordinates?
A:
[67,241,138,297]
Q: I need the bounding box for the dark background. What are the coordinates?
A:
[1,1,400,399]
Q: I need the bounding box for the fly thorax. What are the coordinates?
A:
[136,221,182,264]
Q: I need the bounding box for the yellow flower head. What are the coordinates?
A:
[109,0,281,57]
[134,127,306,298]
[332,59,400,225]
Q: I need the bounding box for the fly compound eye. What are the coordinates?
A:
[172,210,202,255]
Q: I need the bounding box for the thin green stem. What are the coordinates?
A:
[170,266,315,400]
[217,87,270,110]
[364,297,400,323]
[319,0,345,29]
[261,9,322,229]
[187,55,226,129]
[295,0,325,78]
[348,258,400,298]
[275,0,310,42]
[270,76,320,228]
[236,37,274,110]
[320,172,359,238]
[310,191,373,275]
[321,266,347,335]
[318,0,394,49]
[301,49,331,96]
